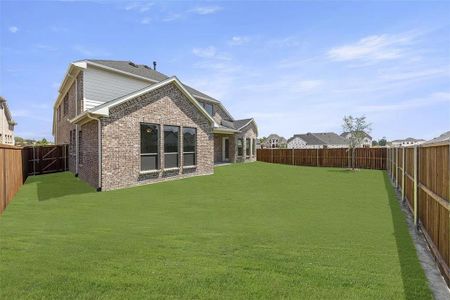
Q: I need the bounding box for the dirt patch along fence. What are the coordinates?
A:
[0,145,28,213]
[0,144,68,214]
[387,143,449,285]
[257,148,386,170]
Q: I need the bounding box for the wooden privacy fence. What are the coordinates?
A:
[387,143,449,285]
[0,145,28,214]
[23,145,68,176]
[257,148,387,170]
[0,144,68,214]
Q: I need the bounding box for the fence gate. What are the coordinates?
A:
[25,145,68,175]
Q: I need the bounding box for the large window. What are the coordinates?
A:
[183,127,196,166]
[164,125,179,168]
[201,102,213,116]
[140,123,159,171]
[237,138,243,156]
[252,139,256,156]
[246,138,251,157]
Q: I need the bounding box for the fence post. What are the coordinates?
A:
[316,148,319,166]
[271,148,273,163]
[413,146,418,225]
[401,147,405,201]
[292,148,294,165]
[395,148,398,188]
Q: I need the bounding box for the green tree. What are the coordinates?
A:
[378,137,387,146]
[342,115,372,170]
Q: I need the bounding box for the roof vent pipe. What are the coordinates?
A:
[153,61,157,70]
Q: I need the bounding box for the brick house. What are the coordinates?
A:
[52,60,258,191]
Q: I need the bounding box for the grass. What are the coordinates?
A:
[0,162,431,299]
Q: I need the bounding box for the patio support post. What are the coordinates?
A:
[395,148,398,189]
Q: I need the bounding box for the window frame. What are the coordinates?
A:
[183,127,197,167]
[140,123,160,172]
[252,138,256,156]
[246,138,251,158]
[163,125,180,169]
[237,138,243,157]
[201,101,214,116]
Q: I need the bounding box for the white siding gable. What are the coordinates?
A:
[84,66,151,110]
[287,137,306,149]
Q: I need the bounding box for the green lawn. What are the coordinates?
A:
[0,162,431,299]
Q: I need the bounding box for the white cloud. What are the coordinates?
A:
[189,6,222,15]
[357,91,450,112]
[292,80,323,93]
[8,26,19,33]
[378,67,449,81]
[229,36,250,46]
[35,44,58,51]
[140,17,151,24]
[162,13,183,22]
[192,46,231,61]
[267,36,303,48]
[124,2,153,13]
[327,32,417,62]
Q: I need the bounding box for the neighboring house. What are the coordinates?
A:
[262,134,287,148]
[423,131,450,145]
[287,132,349,149]
[52,60,258,191]
[391,138,425,147]
[341,131,372,147]
[0,97,17,145]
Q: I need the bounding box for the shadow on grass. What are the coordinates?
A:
[383,172,431,299]
[28,172,95,201]
[325,168,354,173]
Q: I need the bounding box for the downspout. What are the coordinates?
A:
[84,113,102,192]
[74,77,79,176]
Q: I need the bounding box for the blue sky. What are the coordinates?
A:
[1,0,449,141]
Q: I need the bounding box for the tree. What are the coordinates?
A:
[372,140,378,146]
[378,137,387,146]
[342,115,372,170]
[36,138,50,145]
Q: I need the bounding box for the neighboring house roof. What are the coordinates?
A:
[71,77,216,127]
[341,131,372,139]
[423,131,450,145]
[288,132,349,146]
[287,133,325,145]
[0,97,17,126]
[391,137,425,143]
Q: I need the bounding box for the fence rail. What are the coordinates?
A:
[0,144,68,214]
[257,148,386,169]
[387,143,449,285]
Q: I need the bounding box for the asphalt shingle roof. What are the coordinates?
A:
[288,132,349,146]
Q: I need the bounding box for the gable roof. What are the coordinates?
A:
[424,131,450,145]
[71,77,216,126]
[288,132,349,146]
[85,60,221,104]
[288,133,325,145]
[0,97,17,126]
[341,131,372,139]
